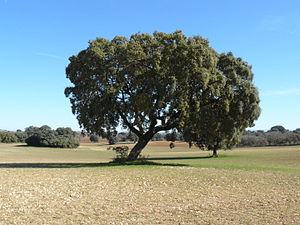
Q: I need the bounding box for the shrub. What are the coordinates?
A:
[107,135,118,145]
[0,131,18,143]
[14,130,28,142]
[269,125,286,133]
[266,131,285,145]
[238,128,300,147]
[89,134,99,143]
[238,135,268,147]
[294,128,300,134]
[126,132,138,143]
[108,145,129,162]
[103,130,119,145]
[152,133,164,141]
[25,126,79,148]
[169,142,175,149]
[25,126,41,137]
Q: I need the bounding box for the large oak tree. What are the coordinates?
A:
[65,31,260,160]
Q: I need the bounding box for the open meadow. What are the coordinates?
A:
[0,142,299,224]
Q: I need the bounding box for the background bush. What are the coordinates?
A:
[238,126,300,147]
[24,126,79,148]
[15,130,28,142]
[0,131,18,143]
[89,134,99,143]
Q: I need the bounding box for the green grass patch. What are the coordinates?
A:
[147,146,300,173]
[0,142,299,173]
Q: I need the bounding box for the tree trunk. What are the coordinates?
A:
[212,146,218,157]
[127,137,151,161]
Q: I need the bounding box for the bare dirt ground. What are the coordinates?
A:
[0,143,299,224]
[0,165,299,224]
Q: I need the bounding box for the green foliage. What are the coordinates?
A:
[15,130,28,142]
[25,126,79,148]
[107,145,129,162]
[106,130,118,145]
[107,136,118,145]
[89,134,99,142]
[165,131,182,142]
[114,131,138,143]
[152,133,164,141]
[25,126,41,137]
[126,132,138,143]
[182,52,261,156]
[0,131,18,143]
[65,31,260,159]
[239,135,269,147]
[294,128,300,134]
[269,125,286,133]
[238,127,300,147]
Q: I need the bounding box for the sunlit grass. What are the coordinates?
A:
[1,142,300,173]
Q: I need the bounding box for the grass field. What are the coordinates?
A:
[0,142,299,224]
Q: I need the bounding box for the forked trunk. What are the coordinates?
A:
[127,137,152,160]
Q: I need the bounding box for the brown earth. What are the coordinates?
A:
[0,166,299,224]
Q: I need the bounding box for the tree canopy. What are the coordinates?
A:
[269,125,286,133]
[65,31,260,159]
[182,52,261,156]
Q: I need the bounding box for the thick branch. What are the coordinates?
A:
[118,111,143,138]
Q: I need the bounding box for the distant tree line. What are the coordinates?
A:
[0,125,79,148]
[112,126,300,148]
[83,129,185,145]
[238,126,300,147]
[80,125,300,148]
[2,125,299,148]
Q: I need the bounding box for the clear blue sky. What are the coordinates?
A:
[1,0,299,131]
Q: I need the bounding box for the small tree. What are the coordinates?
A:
[0,131,18,143]
[169,142,175,149]
[105,130,118,145]
[269,125,286,133]
[165,131,177,142]
[108,146,129,162]
[89,134,99,142]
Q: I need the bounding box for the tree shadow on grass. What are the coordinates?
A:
[148,155,213,160]
[14,145,77,149]
[0,161,188,168]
